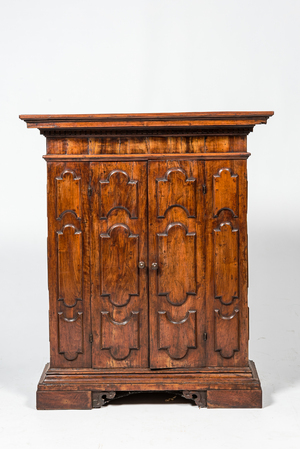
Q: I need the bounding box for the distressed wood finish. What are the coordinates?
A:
[207,389,262,408]
[47,162,91,368]
[20,111,273,409]
[148,160,206,368]
[20,111,273,130]
[205,159,249,367]
[37,390,92,410]
[90,162,148,368]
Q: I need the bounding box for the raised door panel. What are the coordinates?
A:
[148,160,206,368]
[205,160,248,367]
[90,162,148,368]
[47,162,91,368]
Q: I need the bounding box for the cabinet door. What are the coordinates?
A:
[90,162,148,368]
[148,160,206,368]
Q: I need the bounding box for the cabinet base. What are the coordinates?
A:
[36,360,262,409]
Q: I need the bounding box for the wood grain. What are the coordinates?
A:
[19,112,272,409]
[57,225,82,308]
[205,160,248,367]
[90,162,148,368]
[20,111,274,129]
[148,160,206,369]
[207,389,262,408]
[37,391,92,410]
[56,170,81,219]
[47,162,91,368]
[44,153,251,160]
[37,360,261,392]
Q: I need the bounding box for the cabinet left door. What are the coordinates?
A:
[47,162,92,368]
[90,162,149,368]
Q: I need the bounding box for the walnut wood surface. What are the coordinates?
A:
[90,162,148,368]
[19,111,273,409]
[148,160,206,368]
[20,111,274,129]
[37,390,92,410]
[207,389,262,408]
[47,162,91,368]
[43,153,251,161]
[38,361,261,391]
[205,160,248,367]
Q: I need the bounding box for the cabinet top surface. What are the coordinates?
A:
[20,111,273,130]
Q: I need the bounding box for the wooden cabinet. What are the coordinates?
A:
[20,111,273,409]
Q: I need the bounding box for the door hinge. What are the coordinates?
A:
[203,332,207,341]
[88,185,93,197]
[202,184,207,194]
[89,333,93,343]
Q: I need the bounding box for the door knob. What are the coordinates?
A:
[138,261,145,269]
[151,262,158,270]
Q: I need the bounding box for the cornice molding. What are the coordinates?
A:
[20,111,274,134]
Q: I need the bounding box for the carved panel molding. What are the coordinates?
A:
[214,309,239,359]
[213,168,238,217]
[158,310,197,360]
[100,224,139,307]
[101,311,140,360]
[157,223,196,306]
[56,170,81,220]
[99,169,138,218]
[156,168,196,218]
[214,222,239,306]
[57,224,82,308]
[58,312,83,361]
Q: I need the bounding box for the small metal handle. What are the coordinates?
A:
[138,261,145,269]
[151,262,158,270]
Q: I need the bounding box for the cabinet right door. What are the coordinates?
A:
[148,160,206,369]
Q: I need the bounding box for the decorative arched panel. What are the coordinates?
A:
[57,225,82,308]
[156,168,196,218]
[58,312,83,361]
[214,309,239,359]
[99,170,138,218]
[56,170,81,219]
[100,224,139,307]
[158,311,197,360]
[213,168,238,217]
[157,223,196,306]
[214,222,239,305]
[101,311,139,360]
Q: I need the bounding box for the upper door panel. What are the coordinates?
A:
[148,160,206,369]
[90,162,148,368]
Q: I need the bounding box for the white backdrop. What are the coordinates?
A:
[0,1,299,448]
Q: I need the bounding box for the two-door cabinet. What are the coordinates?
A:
[20,112,273,409]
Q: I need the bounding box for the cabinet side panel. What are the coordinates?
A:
[47,161,91,368]
[205,159,248,367]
